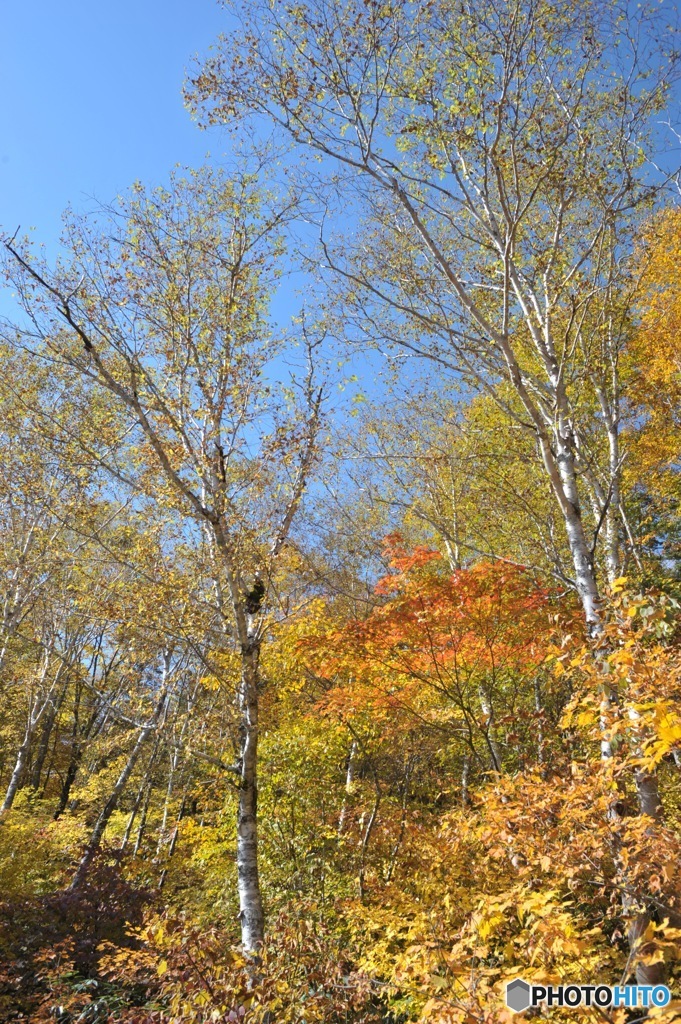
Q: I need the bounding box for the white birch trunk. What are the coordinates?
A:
[236,633,265,952]
[338,739,357,836]
[1,724,33,813]
[2,654,62,812]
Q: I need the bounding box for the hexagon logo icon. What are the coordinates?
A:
[506,979,531,1013]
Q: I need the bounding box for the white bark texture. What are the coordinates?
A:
[236,637,265,951]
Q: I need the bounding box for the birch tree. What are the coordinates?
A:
[2,167,325,951]
[189,0,679,631]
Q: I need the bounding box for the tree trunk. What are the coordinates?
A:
[479,686,502,773]
[461,756,471,808]
[156,747,179,854]
[596,385,623,585]
[2,655,60,812]
[623,778,666,986]
[635,771,663,820]
[30,679,68,791]
[55,750,82,819]
[338,739,357,836]
[133,778,153,856]
[69,723,156,889]
[358,781,381,902]
[70,664,169,889]
[551,437,602,629]
[385,757,412,883]
[1,725,32,813]
[54,681,84,819]
[122,736,160,852]
[605,706,667,982]
[236,637,265,952]
[158,791,187,889]
[122,781,145,852]
[628,708,664,821]
[548,418,663,979]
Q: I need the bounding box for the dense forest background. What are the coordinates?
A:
[2,0,681,1020]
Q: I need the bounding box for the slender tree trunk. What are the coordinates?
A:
[2,655,59,812]
[537,411,663,977]
[595,384,622,585]
[30,679,68,790]
[156,748,179,854]
[338,739,357,836]
[497,325,603,631]
[133,778,153,856]
[358,781,381,902]
[604,703,667,982]
[55,751,82,819]
[461,755,471,808]
[627,708,664,821]
[549,419,664,976]
[69,723,156,889]
[39,717,62,797]
[622,783,666,986]
[236,636,265,952]
[635,772,663,820]
[122,781,145,852]
[629,709,665,972]
[54,707,104,819]
[385,758,412,883]
[70,663,169,889]
[1,724,33,812]
[479,686,502,773]
[534,676,546,775]
[158,791,187,889]
[54,682,83,819]
[122,736,160,852]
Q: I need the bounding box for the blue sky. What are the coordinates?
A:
[0,0,368,409]
[0,0,339,358]
[0,1,372,403]
[0,0,228,250]
[0,0,327,346]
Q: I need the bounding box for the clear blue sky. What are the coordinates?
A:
[0,0,359,399]
[0,0,229,248]
[0,0,320,337]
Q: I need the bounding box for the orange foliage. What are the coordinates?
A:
[300,537,560,734]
